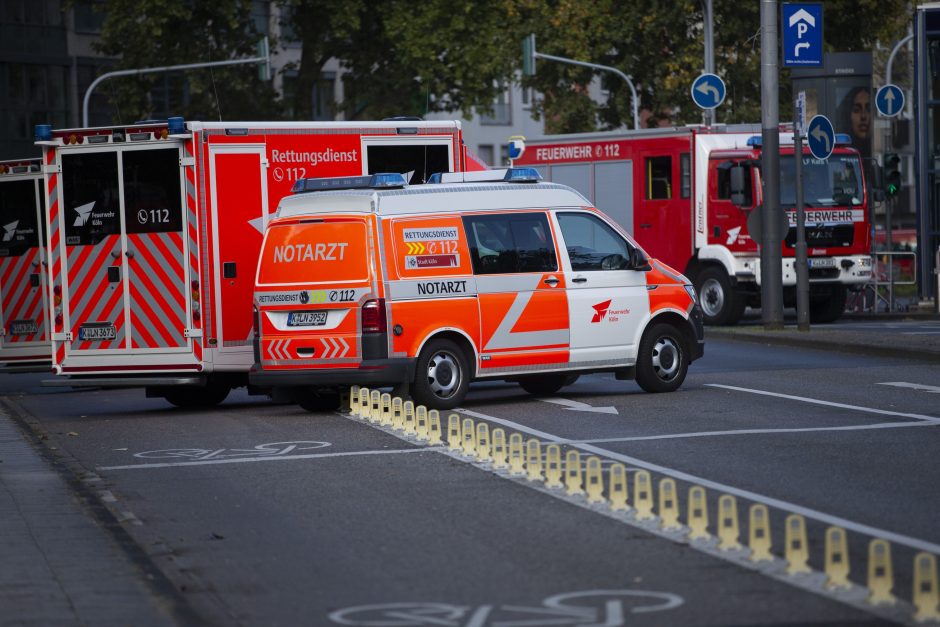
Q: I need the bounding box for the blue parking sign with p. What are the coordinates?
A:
[782,3,823,67]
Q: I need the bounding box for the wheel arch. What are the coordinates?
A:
[644,310,696,357]
[415,328,479,376]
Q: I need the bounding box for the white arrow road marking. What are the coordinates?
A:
[878,381,940,394]
[695,81,719,103]
[539,397,619,415]
[810,125,831,152]
[788,8,815,27]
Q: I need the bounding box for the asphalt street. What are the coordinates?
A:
[2,319,939,626]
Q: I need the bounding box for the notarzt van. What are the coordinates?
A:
[250,169,704,409]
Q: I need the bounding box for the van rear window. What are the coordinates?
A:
[258,221,370,285]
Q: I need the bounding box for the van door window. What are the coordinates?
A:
[557,212,633,271]
[122,149,182,234]
[61,151,120,246]
[463,213,556,274]
[645,156,672,199]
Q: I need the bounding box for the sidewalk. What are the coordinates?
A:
[0,411,182,627]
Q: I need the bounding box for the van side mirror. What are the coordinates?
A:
[730,165,748,207]
[629,247,652,272]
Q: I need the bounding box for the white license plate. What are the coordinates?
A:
[10,320,38,335]
[78,324,116,341]
[808,258,836,268]
[287,311,328,327]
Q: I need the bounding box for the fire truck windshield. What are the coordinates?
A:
[779,155,863,208]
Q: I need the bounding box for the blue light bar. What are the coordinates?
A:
[291,173,408,194]
[34,124,52,142]
[167,116,186,135]
[746,135,762,146]
[835,133,851,145]
[426,172,442,184]
[503,167,542,183]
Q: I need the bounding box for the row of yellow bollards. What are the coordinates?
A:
[345,386,939,621]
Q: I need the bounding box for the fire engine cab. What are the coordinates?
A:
[513,126,873,324]
[35,118,480,406]
[0,158,50,371]
[250,168,704,410]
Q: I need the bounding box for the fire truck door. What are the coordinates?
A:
[635,151,690,271]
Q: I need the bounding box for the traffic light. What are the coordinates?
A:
[884,152,901,197]
[522,34,536,77]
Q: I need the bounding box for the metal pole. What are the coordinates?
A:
[82,41,270,127]
[533,51,639,130]
[882,34,911,259]
[794,110,810,330]
[702,0,715,126]
[760,0,784,329]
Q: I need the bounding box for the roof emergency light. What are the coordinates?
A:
[167,116,186,135]
[34,125,52,142]
[291,173,408,194]
[433,168,543,184]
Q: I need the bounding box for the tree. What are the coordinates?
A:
[94,0,280,123]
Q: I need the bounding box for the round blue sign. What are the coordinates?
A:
[690,73,726,110]
[806,114,835,160]
[875,84,904,118]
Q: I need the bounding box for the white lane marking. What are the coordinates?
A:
[539,397,619,415]
[902,331,940,335]
[456,407,940,555]
[705,383,940,423]
[98,447,432,471]
[879,381,940,394]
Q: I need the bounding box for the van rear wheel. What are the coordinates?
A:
[635,323,688,393]
[410,338,469,410]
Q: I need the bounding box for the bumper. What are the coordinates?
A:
[249,358,414,389]
[689,305,705,361]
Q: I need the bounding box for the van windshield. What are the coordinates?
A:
[779,155,863,208]
[257,221,370,286]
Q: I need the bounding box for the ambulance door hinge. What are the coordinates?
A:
[184,328,203,339]
[43,164,61,174]
[261,158,269,168]
[180,157,196,167]
[52,332,72,342]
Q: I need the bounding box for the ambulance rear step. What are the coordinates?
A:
[41,375,207,388]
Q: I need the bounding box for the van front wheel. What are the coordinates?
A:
[635,323,688,393]
[410,338,470,410]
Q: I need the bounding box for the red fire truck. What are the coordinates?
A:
[514,126,873,324]
[0,158,50,371]
[36,118,480,406]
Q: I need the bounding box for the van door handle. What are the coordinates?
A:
[640,223,652,229]
[543,277,559,286]
[572,276,588,283]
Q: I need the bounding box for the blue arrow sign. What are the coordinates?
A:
[782,3,823,67]
[876,84,904,117]
[806,114,835,160]
[690,73,725,110]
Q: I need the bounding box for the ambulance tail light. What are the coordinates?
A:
[361,299,387,334]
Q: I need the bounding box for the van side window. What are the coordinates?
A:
[645,156,672,200]
[557,212,633,271]
[463,213,557,274]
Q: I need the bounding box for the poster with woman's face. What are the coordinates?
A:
[835,82,872,159]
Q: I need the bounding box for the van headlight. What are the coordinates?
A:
[684,284,698,304]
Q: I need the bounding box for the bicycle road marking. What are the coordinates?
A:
[98,447,432,471]
[133,441,331,461]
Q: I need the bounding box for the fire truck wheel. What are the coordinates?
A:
[518,374,579,396]
[809,285,847,323]
[694,267,743,325]
[635,323,688,393]
[410,338,470,410]
[163,384,230,408]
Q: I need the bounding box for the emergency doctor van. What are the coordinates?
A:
[250,169,704,410]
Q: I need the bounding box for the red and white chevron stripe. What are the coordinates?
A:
[268,339,292,360]
[320,337,349,359]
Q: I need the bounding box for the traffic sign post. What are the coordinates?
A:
[876,84,905,117]
[690,73,726,110]
[782,3,823,67]
[793,96,810,331]
[806,114,835,161]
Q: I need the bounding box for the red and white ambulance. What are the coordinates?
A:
[36,118,480,406]
[250,168,704,410]
[513,126,873,324]
[0,158,50,371]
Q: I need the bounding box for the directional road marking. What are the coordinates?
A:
[538,397,619,415]
[878,381,940,394]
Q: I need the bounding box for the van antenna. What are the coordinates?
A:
[423,81,430,183]
[209,66,223,121]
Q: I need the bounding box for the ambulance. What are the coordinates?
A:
[250,168,704,410]
[513,126,873,325]
[0,158,50,372]
[35,118,480,406]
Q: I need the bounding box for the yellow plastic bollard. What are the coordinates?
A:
[585,457,605,504]
[658,478,680,530]
[447,414,461,451]
[717,494,741,550]
[380,393,392,426]
[403,401,416,433]
[475,422,491,461]
[913,552,940,622]
[824,527,851,589]
[785,514,811,575]
[867,539,896,606]
[508,433,525,475]
[461,418,476,457]
[369,390,381,423]
[634,471,655,521]
[544,445,563,488]
[564,450,583,496]
[686,485,708,538]
[391,397,404,430]
[357,388,370,418]
[427,410,443,445]
[748,504,773,562]
[491,428,508,469]
[349,385,360,414]
[608,463,629,512]
[525,439,542,482]
[415,405,429,441]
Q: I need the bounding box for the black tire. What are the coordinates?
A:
[410,338,470,410]
[635,322,689,393]
[298,390,341,413]
[518,374,579,396]
[809,285,847,324]
[694,266,745,325]
[164,383,230,408]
